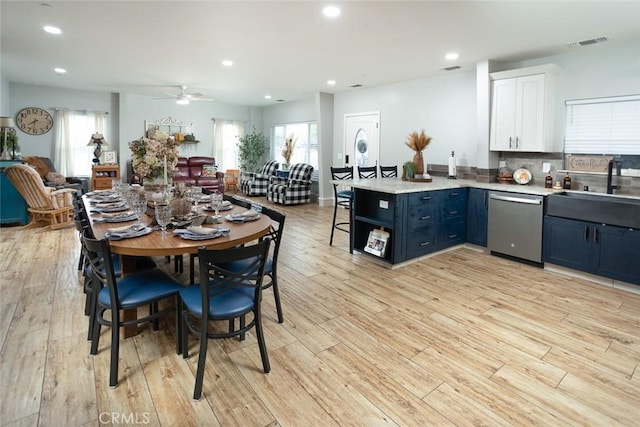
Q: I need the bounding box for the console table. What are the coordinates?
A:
[1,160,28,225]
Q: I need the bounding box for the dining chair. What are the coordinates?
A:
[379,165,398,178]
[330,166,354,252]
[178,239,271,400]
[216,205,286,323]
[83,229,183,387]
[357,165,377,179]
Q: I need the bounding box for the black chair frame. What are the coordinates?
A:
[379,165,398,178]
[357,165,377,179]
[330,166,354,253]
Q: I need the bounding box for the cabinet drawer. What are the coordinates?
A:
[406,230,436,258]
[407,205,437,231]
[437,220,466,249]
[408,191,436,209]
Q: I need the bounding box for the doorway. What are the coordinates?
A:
[344,112,380,169]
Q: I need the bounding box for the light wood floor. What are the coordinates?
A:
[1,199,639,426]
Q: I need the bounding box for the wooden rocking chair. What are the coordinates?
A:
[5,164,76,230]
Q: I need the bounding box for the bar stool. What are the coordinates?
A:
[330,166,354,252]
[357,166,377,178]
[379,165,398,177]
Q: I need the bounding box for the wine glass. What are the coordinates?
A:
[210,192,223,218]
[155,203,172,235]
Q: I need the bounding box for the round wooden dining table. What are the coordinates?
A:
[83,194,271,337]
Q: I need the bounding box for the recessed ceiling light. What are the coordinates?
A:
[222,60,233,67]
[264,95,272,100]
[323,6,341,18]
[44,25,62,35]
[445,52,459,60]
[54,67,66,74]
[327,80,336,85]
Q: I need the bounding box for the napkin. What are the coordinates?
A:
[95,201,125,208]
[240,209,259,218]
[107,223,146,234]
[186,226,219,235]
[102,210,135,218]
[221,200,231,207]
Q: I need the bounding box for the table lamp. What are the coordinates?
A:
[0,117,15,160]
[88,133,108,165]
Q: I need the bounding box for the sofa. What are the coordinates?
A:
[266,163,314,205]
[22,156,86,192]
[171,156,224,192]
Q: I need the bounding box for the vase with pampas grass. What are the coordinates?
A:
[405,130,432,175]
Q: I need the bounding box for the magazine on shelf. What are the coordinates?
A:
[364,227,389,257]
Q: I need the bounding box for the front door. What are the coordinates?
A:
[344,112,380,169]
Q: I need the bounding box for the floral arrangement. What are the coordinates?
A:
[281,133,297,167]
[129,130,180,180]
[405,130,432,153]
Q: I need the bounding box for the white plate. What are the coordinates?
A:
[203,205,233,212]
[225,213,260,223]
[513,168,532,185]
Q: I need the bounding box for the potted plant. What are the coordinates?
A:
[402,161,415,180]
[4,131,19,159]
[237,126,268,173]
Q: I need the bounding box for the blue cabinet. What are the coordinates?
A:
[466,188,488,247]
[1,160,28,225]
[544,215,640,285]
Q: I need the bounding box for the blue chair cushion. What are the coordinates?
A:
[337,190,353,199]
[98,269,182,308]
[87,254,156,277]
[180,283,254,319]
[216,258,273,277]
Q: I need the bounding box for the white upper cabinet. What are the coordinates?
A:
[489,64,561,152]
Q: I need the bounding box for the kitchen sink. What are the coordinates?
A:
[546,191,640,229]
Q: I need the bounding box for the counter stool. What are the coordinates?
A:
[330,166,354,252]
[357,166,377,179]
[380,165,398,178]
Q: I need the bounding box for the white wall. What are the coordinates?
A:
[1,74,10,116]
[332,70,477,173]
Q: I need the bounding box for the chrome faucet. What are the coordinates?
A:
[606,159,621,194]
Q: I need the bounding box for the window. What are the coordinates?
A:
[565,95,640,154]
[54,109,107,177]
[271,122,318,175]
[213,119,245,170]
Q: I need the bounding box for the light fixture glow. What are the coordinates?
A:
[327,80,336,85]
[54,67,66,74]
[222,60,233,67]
[323,5,341,18]
[43,25,62,35]
[264,95,272,100]
[445,52,459,60]
[176,98,190,105]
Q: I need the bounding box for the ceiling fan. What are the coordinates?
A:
[154,85,213,105]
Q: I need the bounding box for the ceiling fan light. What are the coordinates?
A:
[176,97,189,105]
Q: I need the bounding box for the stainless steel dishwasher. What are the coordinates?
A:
[487,191,544,263]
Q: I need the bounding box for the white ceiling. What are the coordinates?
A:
[2,1,639,107]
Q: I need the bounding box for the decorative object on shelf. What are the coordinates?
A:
[102,151,117,164]
[0,117,16,160]
[405,130,432,175]
[87,133,108,165]
[15,107,53,136]
[129,130,180,190]
[238,125,268,173]
[402,161,415,180]
[497,167,514,184]
[364,227,389,258]
[281,133,297,169]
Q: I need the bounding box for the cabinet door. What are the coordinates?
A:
[593,225,640,285]
[515,74,545,151]
[466,188,488,247]
[489,78,517,151]
[543,216,592,271]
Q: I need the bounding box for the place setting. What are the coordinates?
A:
[172,225,231,241]
[225,209,261,223]
[104,222,153,240]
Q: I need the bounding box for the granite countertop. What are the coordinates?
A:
[333,176,640,200]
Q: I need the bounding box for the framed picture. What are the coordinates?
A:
[364,228,389,258]
[101,151,117,164]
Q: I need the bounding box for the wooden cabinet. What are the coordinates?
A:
[543,215,640,285]
[1,160,28,225]
[466,188,488,247]
[490,64,560,152]
[92,164,119,190]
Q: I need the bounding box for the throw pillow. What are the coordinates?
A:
[46,171,67,186]
[201,165,218,177]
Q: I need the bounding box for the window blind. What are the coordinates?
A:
[564,95,640,154]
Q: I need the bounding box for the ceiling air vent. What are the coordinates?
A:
[350,84,363,88]
[440,65,461,71]
[567,37,608,47]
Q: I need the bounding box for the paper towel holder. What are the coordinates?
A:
[448,151,457,179]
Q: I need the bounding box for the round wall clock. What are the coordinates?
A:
[15,107,54,135]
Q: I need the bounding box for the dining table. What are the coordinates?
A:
[83,192,272,337]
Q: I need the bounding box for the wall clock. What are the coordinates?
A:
[15,107,54,135]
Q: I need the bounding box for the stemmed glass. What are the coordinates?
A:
[155,203,172,235]
[210,192,223,219]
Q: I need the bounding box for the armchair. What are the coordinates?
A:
[240,160,279,196]
[266,163,314,205]
[22,156,85,192]
[5,164,76,230]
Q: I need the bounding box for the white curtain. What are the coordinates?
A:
[213,118,245,170]
[54,109,108,176]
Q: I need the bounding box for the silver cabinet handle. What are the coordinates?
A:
[420,241,431,246]
[420,215,431,220]
[515,136,519,149]
[509,137,513,149]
